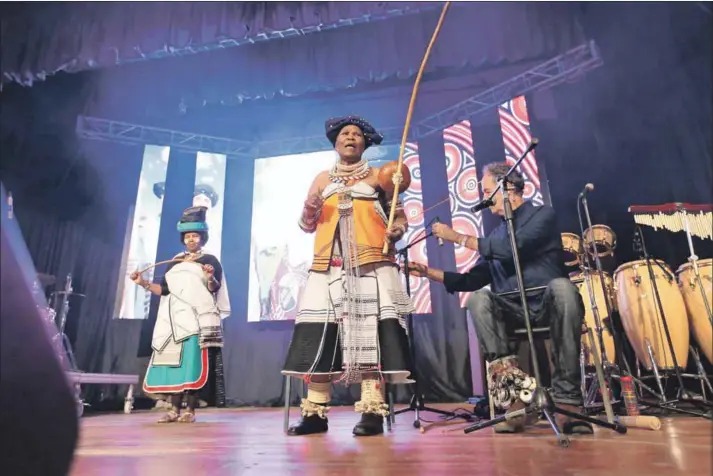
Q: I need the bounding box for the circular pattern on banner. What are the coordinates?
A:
[407,239,428,265]
[455,167,480,206]
[403,153,422,194]
[403,198,424,227]
[444,128,474,156]
[412,287,430,314]
[452,212,479,270]
[444,143,462,181]
[448,189,457,216]
[523,181,535,200]
[511,96,530,126]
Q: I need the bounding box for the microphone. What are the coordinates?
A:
[579,183,594,198]
[524,138,539,155]
[434,218,444,246]
[470,198,494,213]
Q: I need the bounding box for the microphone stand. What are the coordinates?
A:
[575,192,656,408]
[577,193,617,367]
[631,225,712,418]
[577,194,665,415]
[463,141,627,446]
[393,219,474,427]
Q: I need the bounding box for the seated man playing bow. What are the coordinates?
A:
[409,162,593,434]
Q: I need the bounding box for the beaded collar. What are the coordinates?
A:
[329,159,370,184]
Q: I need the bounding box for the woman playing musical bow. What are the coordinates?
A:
[281,116,414,437]
[130,206,230,423]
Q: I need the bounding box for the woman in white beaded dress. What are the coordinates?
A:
[282,116,413,437]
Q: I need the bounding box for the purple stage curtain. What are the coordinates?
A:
[0,1,437,87]
[2,2,585,104]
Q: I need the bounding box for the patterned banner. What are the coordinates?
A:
[498,95,543,206]
[443,120,485,308]
[399,142,432,314]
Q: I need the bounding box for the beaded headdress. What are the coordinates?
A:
[325,116,384,149]
[177,206,209,234]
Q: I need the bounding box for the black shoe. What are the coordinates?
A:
[556,404,594,435]
[287,414,328,436]
[352,413,384,437]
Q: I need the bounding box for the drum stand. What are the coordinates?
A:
[631,226,712,418]
[681,212,713,326]
[577,193,643,413]
[463,154,626,447]
[634,347,713,404]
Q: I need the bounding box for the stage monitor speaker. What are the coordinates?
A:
[0,183,79,476]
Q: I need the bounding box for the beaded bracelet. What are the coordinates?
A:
[298,216,318,233]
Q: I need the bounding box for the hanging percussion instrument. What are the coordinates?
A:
[561,233,584,267]
[377,160,412,196]
[614,260,689,370]
[629,203,712,240]
[677,258,713,364]
[570,270,617,366]
[583,225,616,258]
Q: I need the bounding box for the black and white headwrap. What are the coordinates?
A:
[325,116,384,149]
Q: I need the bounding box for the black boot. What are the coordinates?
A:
[288,414,328,436]
[353,413,384,437]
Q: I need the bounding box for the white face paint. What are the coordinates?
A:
[184,232,202,252]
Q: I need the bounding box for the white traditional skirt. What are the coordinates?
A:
[282,261,414,384]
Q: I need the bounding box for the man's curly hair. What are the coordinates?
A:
[482,162,525,194]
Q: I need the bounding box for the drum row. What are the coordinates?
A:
[571,258,712,369]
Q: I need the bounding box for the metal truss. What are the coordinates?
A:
[76,116,417,159]
[119,3,442,66]
[77,39,603,157]
[75,116,254,158]
[253,126,415,158]
[414,40,604,138]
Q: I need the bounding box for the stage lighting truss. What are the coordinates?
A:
[76,40,602,158]
[75,116,254,158]
[415,41,603,138]
[253,126,417,158]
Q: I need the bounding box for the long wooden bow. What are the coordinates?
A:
[137,258,196,275]
[383,1,452,254]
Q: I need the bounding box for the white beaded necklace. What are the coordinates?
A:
[329,159,370,184]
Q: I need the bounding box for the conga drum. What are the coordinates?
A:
[561,233,583,267]
[614,260,689,370]
[570,270,617,366]
[583,225,616,258]
[677,259,713,364]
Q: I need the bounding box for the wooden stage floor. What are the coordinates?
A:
[71,404,712,476]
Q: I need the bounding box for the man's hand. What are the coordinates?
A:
[408,262,428,278]
[432,222,460,243]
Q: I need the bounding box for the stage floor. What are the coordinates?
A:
[71,404,711,476]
